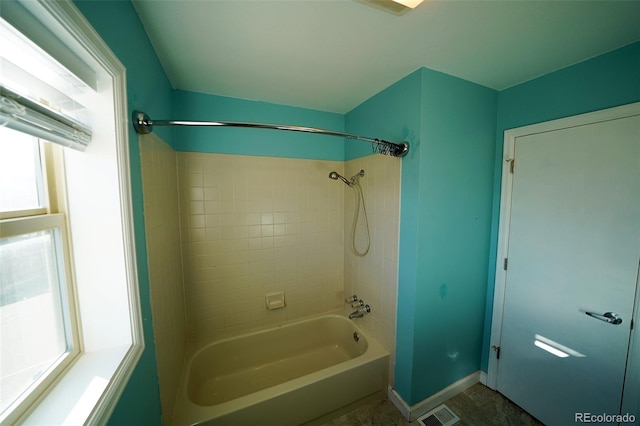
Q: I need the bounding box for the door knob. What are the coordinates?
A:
[585,311,623,325]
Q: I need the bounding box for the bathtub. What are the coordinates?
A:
[172,314,389,425]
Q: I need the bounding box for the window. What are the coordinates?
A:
[0,129,80,423]
[0,130,45,214]
[0,1,143,424]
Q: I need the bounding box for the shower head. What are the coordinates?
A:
[350,169,365,183]
[328,171,353,186]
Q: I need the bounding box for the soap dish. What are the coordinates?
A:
[265,291,285,310]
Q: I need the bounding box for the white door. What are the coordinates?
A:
[495,113,640,425]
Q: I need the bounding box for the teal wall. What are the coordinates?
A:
[396,69,497,404]
[346,68,498,405]
[73,1,173,424]
[173,90,345,160]
[481,41,640,372]
[410,68,497,402]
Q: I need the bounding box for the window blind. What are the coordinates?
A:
[0,18,92,151]
[1,86,91,150]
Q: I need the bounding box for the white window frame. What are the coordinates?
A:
[0,207,81,424]
[1,1,144,424]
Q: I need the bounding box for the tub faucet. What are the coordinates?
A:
[349,310,364,319]
[349,304,371,319]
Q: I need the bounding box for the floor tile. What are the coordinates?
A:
[320,383,543,426]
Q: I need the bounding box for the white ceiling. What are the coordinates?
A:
[132,0,640,114]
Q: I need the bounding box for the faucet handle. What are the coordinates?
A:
[351,299,364,308]
[359,304,371,314]
[345,295,358,304]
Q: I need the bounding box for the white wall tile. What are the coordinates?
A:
[139,133,186,425]
[178,153,345,343]
[344,155,401,385]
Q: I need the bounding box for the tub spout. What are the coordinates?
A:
[349,304,371,319]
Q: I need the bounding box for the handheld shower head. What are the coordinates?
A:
[328,171,353,186]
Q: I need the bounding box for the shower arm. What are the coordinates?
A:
[132,111,409,158]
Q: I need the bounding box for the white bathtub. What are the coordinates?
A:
[172,314,389,425]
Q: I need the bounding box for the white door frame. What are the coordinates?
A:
[486,102,640,393]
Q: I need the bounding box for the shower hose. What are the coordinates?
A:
[350,181,370,257]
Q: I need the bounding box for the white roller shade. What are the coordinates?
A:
[0,17,92,150]
[1,86,91,150]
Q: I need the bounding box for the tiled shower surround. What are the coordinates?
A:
[178,152,346,343]
[344,156,400,371]
[139,134,186,425]
[177,151,400,351]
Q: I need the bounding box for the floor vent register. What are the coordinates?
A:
[417,404,460,426]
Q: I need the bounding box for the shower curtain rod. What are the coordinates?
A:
[132,111,409,157]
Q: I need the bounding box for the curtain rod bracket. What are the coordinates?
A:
[133,111,153,135]
[395,142,410,158]
[131,110,409,157]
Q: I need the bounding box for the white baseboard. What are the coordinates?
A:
[387,386,411,420]
[388,370,481,421]
[480,371,487,386]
